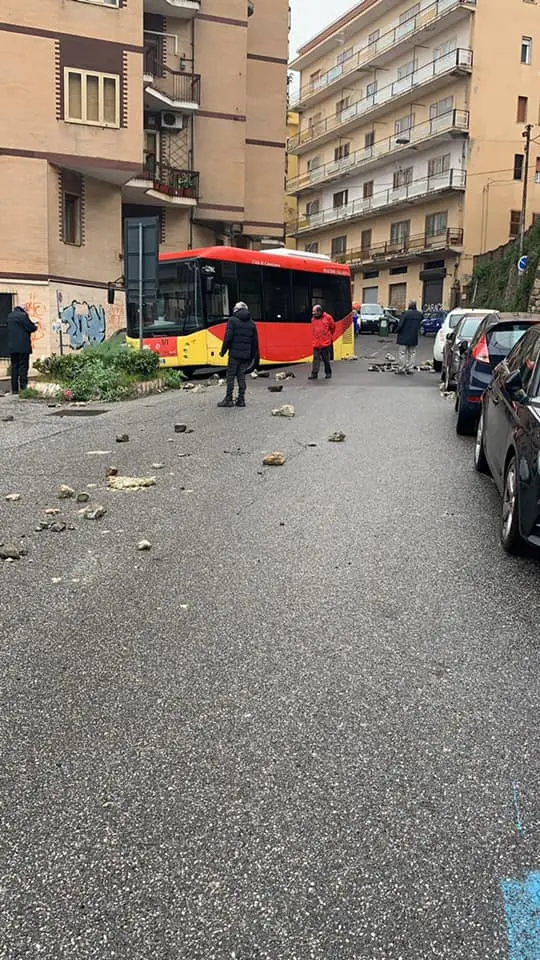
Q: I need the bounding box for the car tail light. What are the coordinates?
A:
[472,335,490,363]
[466,395,482,403]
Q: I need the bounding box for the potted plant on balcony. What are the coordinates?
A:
[178,174,196,198]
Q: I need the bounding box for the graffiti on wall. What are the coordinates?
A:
[56,291,106,350]
[24,292,46,351]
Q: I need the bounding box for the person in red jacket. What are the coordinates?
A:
[308,304,336,380]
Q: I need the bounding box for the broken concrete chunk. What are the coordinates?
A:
[275,372,288,381]
[268,384,283,393]
[58,484,75,499]
[263,452,287,466]
[174,423,187,433]
[257,371,270,378]
[271,405,295,418]
[0,544,21,560]
[106,467,118,478]
[182,382,196,391]
[344,355,359,361]
[250,371,258,379]
[50,521,67,533]
[116,434,129,443]
[328,431,346,442]
[44,508,60,516]
[80,505,107,520]
[1,415,14,422]
[107,475,156,491]
[76,492,90,503]
[151,463,165,470]
[137,539,152,551]
[5,493,21,502]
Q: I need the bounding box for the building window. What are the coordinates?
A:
[434,37,457,60]
[425,211,448,237]
[60,171,84,246]
[393,167,413,189]
[428,154,451,177]
[331,236,347,257]
[509,210,521,237]
[521,36,532,65]
[64,69,120,127]
[397,60,415,81]
[363,180,374,199]
[536,158,540,184]
[361,229,372,250]
[390,220,410,244]
[307,156,321,172]
[532,214,540,226]
[399,3,420,24]
[309,70,321,90]
[305,242,319,253]
[306,199,320,216]
[517,96,528,122]
[368,29,380,46]
[334,143,350,162]
[336,97,350,119]
[366,80,377,98]
[308,112,322,134]
[364,131,375,148]
[333,190,348,208]
[395,114,415,136]
[429,96,453,120]
[389,282,407,309]
[337,47,353,65]
[514,154,524,180]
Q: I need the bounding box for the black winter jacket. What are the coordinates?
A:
[7,307,37,354]
[396,309,423,347]
[220,308,259,362]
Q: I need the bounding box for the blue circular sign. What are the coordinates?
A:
[518,255,528,274]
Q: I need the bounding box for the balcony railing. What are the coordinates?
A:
[140,160,199,200]
[288,49,473,153]
[287,109,469,194]
[290,0,476,109]
[144,46,201,106]
[286,169,466,235]
[334,228,464,266]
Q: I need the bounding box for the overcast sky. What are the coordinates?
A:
[289,0,355,62]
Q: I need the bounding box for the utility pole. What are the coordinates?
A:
[519,123,533,256]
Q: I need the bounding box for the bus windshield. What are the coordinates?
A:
[127,258,203,337]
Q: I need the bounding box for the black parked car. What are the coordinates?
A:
[474,325,540,554]
[455,316,540,435]
[441,313,486,393]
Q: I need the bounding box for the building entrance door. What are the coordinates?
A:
[0,294,14,359]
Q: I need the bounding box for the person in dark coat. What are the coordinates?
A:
[395,300,423,375]
[218,301,259,407]
[7,305,37,394]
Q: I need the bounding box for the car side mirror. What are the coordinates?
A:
[504,370,530,404]
[459,341,469,355]
[446,332,454,341]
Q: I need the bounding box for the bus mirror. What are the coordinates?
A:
[107,283,115,305]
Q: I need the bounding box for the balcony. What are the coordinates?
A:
[290,0,476,111]
[124,161,199,207]
[286,169,466,236]
[288,49,473,155]
[335,228,464,269]
[287,109,469,195]
[144,47,200,112]
[144,0,200,17]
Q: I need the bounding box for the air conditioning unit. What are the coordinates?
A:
[160,112,184,130]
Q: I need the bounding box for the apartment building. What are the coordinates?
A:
[285,110,300,247]
[0,0,288,366]
[287,0,540,311]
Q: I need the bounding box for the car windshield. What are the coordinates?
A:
[457,317,483,339]
[487,324,537,355]
[362,305,382,315]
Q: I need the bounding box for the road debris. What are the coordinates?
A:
[116,434,129,443]
[257,371,270,378]
[151,463,165,469]
[263,452,287,466]
[175,423,187,433]
[271,405,295,418]
[76,492,90,503]
[106,467,118,478]
[268,384,283,393]
[275,372,288,381]
[308,442,318,447]
[86,450,111,456]
[137,539,152,551]
[79,505,107,520]
[385,353,396,362]
[1,415,14,422]
[107,475,157,491]
[250,371,258,379]
[50,521,67,533]
[45,508,60,516]
[183,382,196,391]
[344,355,359,361]
[328,431,346,442]
[0,544,21,560]
[5,493,21,502]
[58,484,75,499]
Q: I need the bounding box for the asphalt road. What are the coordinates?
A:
[1,334,539,960]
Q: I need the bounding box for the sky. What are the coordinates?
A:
[289,0,356,62]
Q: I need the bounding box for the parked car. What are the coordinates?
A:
[420,310,447,336]
[474,325,540,554]
[433,308,499,372]
[358,303,385,333]
[382,307,401,333]
[441,313,486,392]
[455,316,540,435]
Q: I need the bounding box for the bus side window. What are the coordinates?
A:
[313,275,351,321]
[292,270,311,323]
[262,267,292,322]
[237,263,263,321]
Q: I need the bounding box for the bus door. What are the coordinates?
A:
[261,267,293,361]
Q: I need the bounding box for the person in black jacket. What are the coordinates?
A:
[395,300,423,375]
[7,306,37,394]
[218,302,259,408]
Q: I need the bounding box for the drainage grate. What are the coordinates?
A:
[49,408,109,417]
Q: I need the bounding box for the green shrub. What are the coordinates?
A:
[472,223,540,311]
[115,347,161,378]
[19,387,41,399]
[161,369,186,389]
[34,340,162,400]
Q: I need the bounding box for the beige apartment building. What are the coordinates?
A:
[287,0,540,311]
[0,0,288,365]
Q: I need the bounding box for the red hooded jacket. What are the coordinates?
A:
[311,312,336,349]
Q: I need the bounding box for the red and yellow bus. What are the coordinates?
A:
[125,246,354,369]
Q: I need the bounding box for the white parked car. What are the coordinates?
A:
[433,308,499,372]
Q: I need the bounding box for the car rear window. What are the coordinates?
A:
[458,317,483,338]
[362,305,382,315]
[448,314,462,328]
[486,324,535,355]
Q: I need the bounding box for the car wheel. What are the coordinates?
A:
[433,359,442,373]
[474,410,490,475]
[456,395,476,435]
[501,456,524,554]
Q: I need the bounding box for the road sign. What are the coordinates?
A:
[518,255,529,274]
